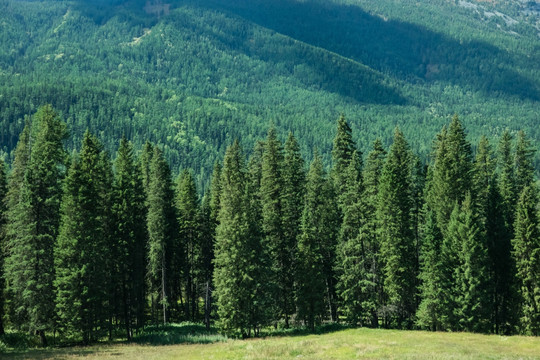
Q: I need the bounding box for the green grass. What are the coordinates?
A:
[2,325,540,359]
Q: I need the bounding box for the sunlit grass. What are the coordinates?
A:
[2,325,539,359]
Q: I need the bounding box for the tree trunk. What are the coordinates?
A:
[38,330,47,347]
[162,259,168,324]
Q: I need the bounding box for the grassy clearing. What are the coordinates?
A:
[2,325,539,360]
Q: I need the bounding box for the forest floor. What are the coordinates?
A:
[2,324,540,359]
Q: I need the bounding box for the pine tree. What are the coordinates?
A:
[331,114,357,204]
[514,131,535,200]
[0,159,7,335]
[146,146,176,325]
[336,151,375,326]
[426,115,473,232]
[260,127,291,326]
[377,128,416,327]
[416,208,444,331]
[474,136,517,333]
[214,141,271,336]
[112,137,147,338]
[176,169,200,321]
[512,185,540,335]
[5,105,67,346]
[296,151,335,330]
[362,139,386,326]
[54,131,113,344]
[455,195,493,333]
[498,130,516,228]
[280,132,305,327]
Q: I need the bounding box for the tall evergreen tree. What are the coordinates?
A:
[454,195,493,333]
[296,151,337,330]
[514,131,535,200]
[0,159,7,335]
[426,115,473,232]
[214,141,271,336]
[54,131,113,344]
[336,151,375,326]
[112,137,147,339]
[512,185,540,335]
[362,138,386,326]
[331,114,357,204]
[280,132,305,327]
[4,105,67,346]
[498,130,516,227]
[146,146,176,325]
[377,128,416,327]
[416,208,445,331]
[176,169,200,321]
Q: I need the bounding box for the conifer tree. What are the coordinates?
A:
[426,115,473,232]
[261,127,293,326]
[362,139,386,325]
[416,208,444,331]
[280,132,305,327]
[54,131,113,344]
[214,141,271,336]
[147,146,176,325]
[139,141,154,201]
[336,151,375,326]
[514,131,535,199]
[176,169,200,321]
[0,159,7,335]
[455,195,493,333]
[5,105,67,346]
[512,185,540,335]
[331,114,357,204]
[377,128,416,327]
[296,151,336,330]
[498,130,516,226]
[474,136,517,333]
[112,138,147,338]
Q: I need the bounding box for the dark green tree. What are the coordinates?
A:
[280,132,305,328]
[296,151,333,330]
[416,208,445,331]
[512,185,540,335]
[5,105,67,346]
[147,146,177,325]
[377,128,416,327]
[455,195,493,333]
[0,159,7,335]
[112,137,147,338]
[362,139,386,326]
[331,114,357,203]
[54,131,113,344]
[176,169,200,321]
[514,131,535,200]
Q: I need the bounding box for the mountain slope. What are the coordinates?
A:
[0,0,538,185]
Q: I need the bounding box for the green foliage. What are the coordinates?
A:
[376,128,416,326]
[0,159,7,335]
[54,130,113,344]
[512,185,540,335]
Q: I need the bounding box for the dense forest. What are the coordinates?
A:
[0,105,539,346]
[0,0,539,191]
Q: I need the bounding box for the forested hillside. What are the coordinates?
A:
[0,0,539,189]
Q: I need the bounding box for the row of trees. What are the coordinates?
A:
[0,106,538,346]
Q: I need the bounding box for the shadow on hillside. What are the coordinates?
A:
[204,0,539,101]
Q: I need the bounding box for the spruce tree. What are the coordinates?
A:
[455,195,493,333]
[214,141,270,336]
[5,105,67,346]
[112,137,147,338]
[280,132,305,327]
[362,139,386,326]
[336,151,375,326]
[261,127,292,326]
[377,128,416,327]
[0,159,7,335]
[54,131,113,344]
[512,185,540,335]
[426,115,473,232]
[416,208,445,331]
[498,130,516,227]
[296,151,335,330]
[514,131,535,200]
[331,114,357,204]
[176,169,200,321]
[146,146,176,325]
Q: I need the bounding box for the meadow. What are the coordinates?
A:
[2,324,539,360]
